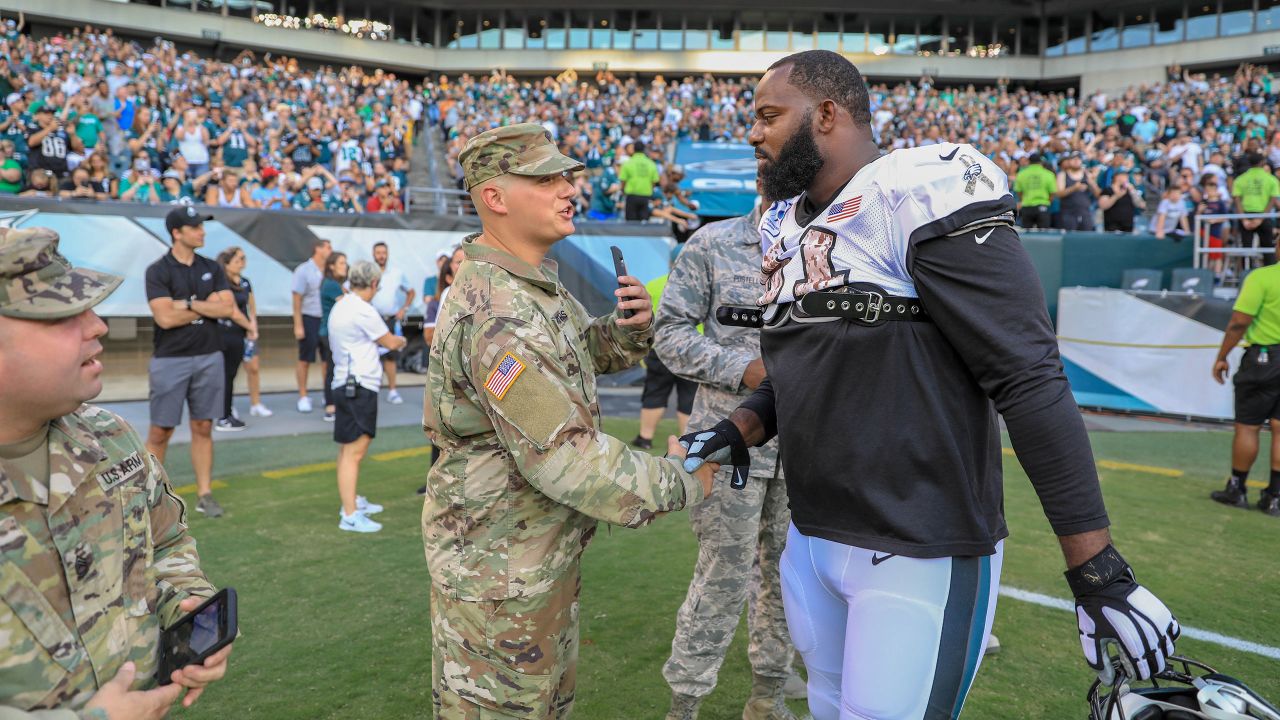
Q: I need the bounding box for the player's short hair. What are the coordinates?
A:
[767,50,872,128]
[348,260,382,289]
[372,241,388,251]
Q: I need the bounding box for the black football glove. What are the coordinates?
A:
[678,419,751,490]
[1068,545,1180,685]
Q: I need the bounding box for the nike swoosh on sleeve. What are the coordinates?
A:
[938,147,959,161]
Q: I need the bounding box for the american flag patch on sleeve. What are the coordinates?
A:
[484,352,527,400]
[827,195,862,222]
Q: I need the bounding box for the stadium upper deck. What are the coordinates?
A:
[13,0,1280,93]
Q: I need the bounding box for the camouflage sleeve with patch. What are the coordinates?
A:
[142,450,215,628]
[470,316,702,527]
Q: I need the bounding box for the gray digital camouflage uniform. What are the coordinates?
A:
[0,227,217,719]
[653,209,795,699]
[422,123,705,719]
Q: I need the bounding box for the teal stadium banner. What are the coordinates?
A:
[674,141,757,218]
[0,199,675,319]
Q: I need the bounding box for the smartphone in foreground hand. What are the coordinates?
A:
[610,245,635,319]
[157,587,237,684]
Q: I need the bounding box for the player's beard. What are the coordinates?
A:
[758,109,825,202]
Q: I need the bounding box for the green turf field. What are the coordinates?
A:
[167,419,1280,720]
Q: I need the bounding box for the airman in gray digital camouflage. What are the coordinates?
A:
[0,226,231,720]
[654,208,798,720]
[423,123,716,718]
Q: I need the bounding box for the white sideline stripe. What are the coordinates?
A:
[1000,586,1280,661]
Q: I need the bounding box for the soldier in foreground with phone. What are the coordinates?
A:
[422,123,717,718]
[0,226,233,719]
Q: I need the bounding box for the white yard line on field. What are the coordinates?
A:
[1000,586,1280,660]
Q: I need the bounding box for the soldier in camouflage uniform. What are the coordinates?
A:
[654,206,799,720]
[0,227,231,719]
[422,123,717,719]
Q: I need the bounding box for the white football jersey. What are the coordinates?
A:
[757,143,1016,307]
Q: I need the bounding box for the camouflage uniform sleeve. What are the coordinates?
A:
[654,232,754,391]
[471,316,702,527]
[582,300,652,375]
[0,708,107,719]
[144,451,216,628]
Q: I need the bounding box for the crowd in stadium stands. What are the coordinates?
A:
[436,63,1280,245]
[0,18,417,213]
[3,15,1280,241]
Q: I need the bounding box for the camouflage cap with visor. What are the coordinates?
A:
[0,227,123,319]
[460,123,585,190]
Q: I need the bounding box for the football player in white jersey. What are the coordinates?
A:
[680,51,1179,720]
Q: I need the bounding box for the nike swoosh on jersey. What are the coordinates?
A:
[975,228,995,244]
[871,553,897,566]
[938,147,959,161]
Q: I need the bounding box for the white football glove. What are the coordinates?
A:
[1067,545,1180,685]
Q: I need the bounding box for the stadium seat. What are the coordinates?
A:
[1170,267,1215,294]
[1120,269,1163,291]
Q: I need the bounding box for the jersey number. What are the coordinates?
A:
[42,135,67,159]
[792,227,849,298]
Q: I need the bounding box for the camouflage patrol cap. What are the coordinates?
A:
[0,227,123,319]
[460,123,585,190]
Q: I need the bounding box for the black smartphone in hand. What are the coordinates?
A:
[157,587,237,685]
[610,245,635,319]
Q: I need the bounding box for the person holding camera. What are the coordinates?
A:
[118,153,161,204]
[56,166,94,200]
[328,260,405,533]
[26,104,75,180]
[423,125,714,717]
[0,226,233,718]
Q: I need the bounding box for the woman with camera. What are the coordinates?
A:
[328,261,406,533]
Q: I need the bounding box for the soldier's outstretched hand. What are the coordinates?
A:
[84,661,183,720]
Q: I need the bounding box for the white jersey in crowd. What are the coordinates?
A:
[328,293,391,393]
[757,142,1014,308]
[370,264,411,317]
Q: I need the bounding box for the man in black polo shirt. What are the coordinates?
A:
[145,206,235,518]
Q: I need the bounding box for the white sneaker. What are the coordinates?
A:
[250,403,273,418]
[356,495,383,515]
[339,511,382,533]
[387,389,403,404]
[297,396,313,413]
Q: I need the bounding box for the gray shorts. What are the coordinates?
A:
[149,351,225,428]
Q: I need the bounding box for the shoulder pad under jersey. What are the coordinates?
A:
[884,144,1016,246]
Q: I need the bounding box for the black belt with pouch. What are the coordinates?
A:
[717,282,930,329]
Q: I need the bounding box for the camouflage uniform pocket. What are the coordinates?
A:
[435,636,555,717]
[119,488,156,617]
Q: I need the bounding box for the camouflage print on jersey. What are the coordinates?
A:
[460,123,585,190]
[423,235,704,716]
[432,567,580,719]
[0,226,123,320]
[653,210,796,697]
[0,404,216,714]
